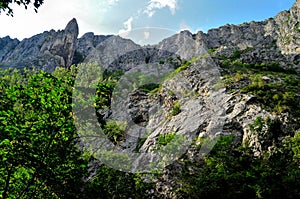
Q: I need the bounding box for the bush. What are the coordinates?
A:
[0,68,88,199]
[179,133,300,199]
[230,49,242,59]
[157,133,177,146]
[72,50,86,64]
[103,120,126,143]
[172,101,181,116]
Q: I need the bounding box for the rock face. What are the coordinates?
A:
[155,30,208,60]
[1,1,299,71]
[83,35,142,69]
[0,36,19,65]
[275,0,300,54]
[76,32,112,58]
[39,18,79,69]
[0,1,300,72]
[0,18,79,72]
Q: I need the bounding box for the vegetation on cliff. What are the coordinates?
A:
[0,62,299,198]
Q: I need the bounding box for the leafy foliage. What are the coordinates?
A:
[139,83,160,93]
[0,68,87,198]
[169,51,300,198]
[220,58,299,118]
[84,164,154,199]
[157,133,177,146]
[103,120,126,144]
[179,132,300,199]
[171,101,181,116]
[0,53,299,198]
[72,51,86,65]
[0,66,155,198]
[241,74,300,117]
[0,0,44,16]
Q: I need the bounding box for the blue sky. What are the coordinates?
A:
[0,0,296,44]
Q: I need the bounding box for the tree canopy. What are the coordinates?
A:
[0,65,154,198]
[0,0,44,16]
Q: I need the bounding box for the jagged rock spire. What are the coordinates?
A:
[65,18,79,36]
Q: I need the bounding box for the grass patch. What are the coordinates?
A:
[221,59,299,118]
[139,83,161,93]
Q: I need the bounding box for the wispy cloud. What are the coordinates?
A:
[144,0,178,17]
[179,20,191,31]
[97,0,120,13]
[118,17,133,37]
[106,0,119,6]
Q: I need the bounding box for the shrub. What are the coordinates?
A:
[72,50,85,64]
[103,120,126,143]
[139,83,160,93]
[208,48,216,54]
[172,101,181,116]
[230,49,242,59]
[157,133,177,146]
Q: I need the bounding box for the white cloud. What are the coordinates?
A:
[97,0,120,13]
[118,17,133,37]
[144,0,178,17]
[106,0,119,6]
[179,20,192,31]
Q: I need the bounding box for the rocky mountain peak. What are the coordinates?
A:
[0,18,79,71]
[0,36,19,63]
[65,18,79,35]
[0,2,299,72]
[155,30,208,60]
[83,35,142,69]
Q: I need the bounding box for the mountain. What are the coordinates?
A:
[0,0,299,198]
[0,1,299,72]
[0,18,78,71]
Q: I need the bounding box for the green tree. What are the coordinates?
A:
[84,164,154,199]
[0,68,88,198]
[0,66,157,198]
[179,132,300,199]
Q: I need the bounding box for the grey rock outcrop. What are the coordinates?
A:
[76,32,112,58]
[155,30,208,60]
[39,18,79,69]
[183,0,300,70]
[275,0,300,54]
[1,1,299,72]
[83,35,142,69]
[0,36,19,65]
[0,18,79,72]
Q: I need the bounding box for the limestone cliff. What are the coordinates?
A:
[1,1,299,71]
[275,0,300,54]
[0,18,79,72]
